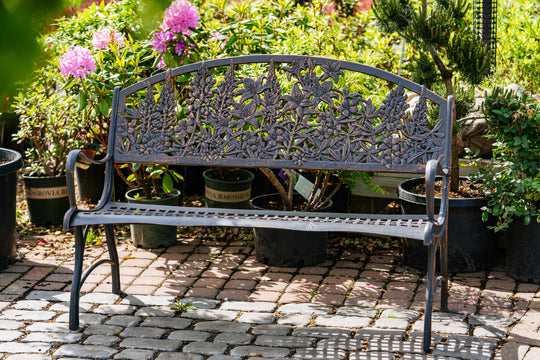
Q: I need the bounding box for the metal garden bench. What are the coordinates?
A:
[63,54,453,352]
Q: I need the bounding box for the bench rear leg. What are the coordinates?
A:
[104,224,121,294]
[69,225,85,331]
[423,239,438,352]
[439,230,449,312]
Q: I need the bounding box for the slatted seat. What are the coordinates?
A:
[69,202,430,239]
[64,54,453,352]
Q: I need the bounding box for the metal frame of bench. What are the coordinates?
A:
[64,55,453,352]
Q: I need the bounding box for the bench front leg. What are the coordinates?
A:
[69,225,85,331]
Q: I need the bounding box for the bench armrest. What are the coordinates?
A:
[63,149,112,230]
[424,159,449,244]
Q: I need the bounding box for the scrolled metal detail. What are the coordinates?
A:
[116,57,446,169]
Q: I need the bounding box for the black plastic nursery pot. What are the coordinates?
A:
[0,148,23,270]
[506,218,540,284]
[203,168,254,209]
[23,174,70,226]
[249,193,331,267]
[398,177,496,273]
[75,155,105,204]
[125,188,181,249]
[0,112,23,154]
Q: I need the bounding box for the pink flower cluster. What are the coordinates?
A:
[91,28,125,50]
[59,46,96,79]
[152,0,199,57]
[162,0,199,35]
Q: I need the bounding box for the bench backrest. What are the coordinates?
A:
[110,55,454,173]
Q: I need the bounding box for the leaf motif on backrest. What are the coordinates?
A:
[116,57,448,170]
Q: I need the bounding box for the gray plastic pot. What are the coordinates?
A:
[125,188,181,249]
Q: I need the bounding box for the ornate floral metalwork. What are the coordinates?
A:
[116,57,447,169]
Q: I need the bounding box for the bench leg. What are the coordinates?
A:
[423,239,438,352]
[69,225,85,331]
[439,229,449,312]
[104,225,121,294]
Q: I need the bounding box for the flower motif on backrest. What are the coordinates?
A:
[116,57,446,169]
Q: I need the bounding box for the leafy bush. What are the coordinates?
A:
[41,0,155,147]
[14,82,85,176]
[472,88,540,230]
[492,1,540,93]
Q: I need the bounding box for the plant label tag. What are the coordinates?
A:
[75,161,90,170]
[295,175,320,200]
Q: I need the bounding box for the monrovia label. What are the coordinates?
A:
[205,187,251,203]
[26,186,68,199]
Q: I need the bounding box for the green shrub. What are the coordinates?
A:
[493,1,540,93]
[472,88,540,230]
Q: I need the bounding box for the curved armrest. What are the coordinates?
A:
[63,150,112,230]
[424,159,450,243]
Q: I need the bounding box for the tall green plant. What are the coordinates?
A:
[472,88,540,231]
[372,0,490,191]
[14,83,85,176]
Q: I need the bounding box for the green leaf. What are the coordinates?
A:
[225,34,238,49]
[170,169,184,182]
[150,169,163,178]
[163,173,173,194]
[77,92,87,112]
[99,98,109,116]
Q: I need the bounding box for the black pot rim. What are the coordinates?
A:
[249,192,333,211]
[125,187,181,203]
[0,148,22,177]
[202,168,254,184]
[22,174,67,179]
[398,177,488,207]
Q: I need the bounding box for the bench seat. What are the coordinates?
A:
[68,203,431,240]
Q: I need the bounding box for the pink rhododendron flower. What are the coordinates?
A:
[152,31,173,53]
[157,57,166,69]
[92,28,125,50]
[174,41,186,56]
[210,32,227,41]
[161,0,199,35]
[59,46,96,79]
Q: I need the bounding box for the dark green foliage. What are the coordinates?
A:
[453,86,475,123]
[372,0,414,35]
[407,4,453,47]
[373,0,491,191]
[409,52,438,90]
[472,88,540,230]
[447,32,490,85]
[436,0,469,22]
[373,0,489,95]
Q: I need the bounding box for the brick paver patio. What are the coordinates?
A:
[0,227,539,360]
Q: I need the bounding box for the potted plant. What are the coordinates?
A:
[373,0,497,272]
[13,80,86,226]
[41,1,157,202]
[0,96,23,153]
[0,147,23,269]
[202,167,255,209]
[249,168,349,267]
[472,87,540,282]
[123,163,184,249]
